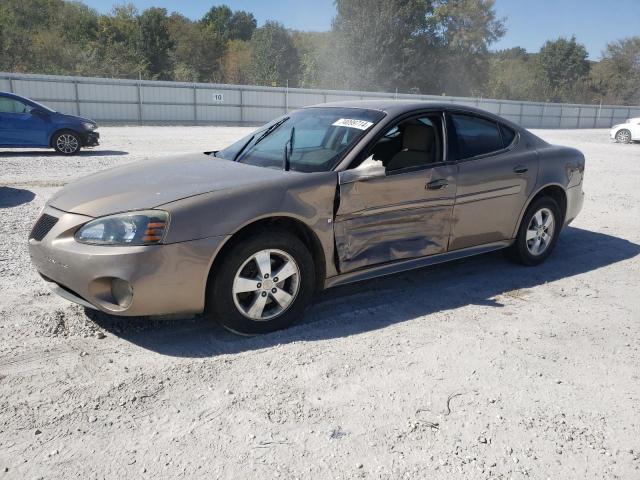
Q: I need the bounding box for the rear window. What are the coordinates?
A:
[451,114,503,160]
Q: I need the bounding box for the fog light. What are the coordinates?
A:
[111,279,133,308]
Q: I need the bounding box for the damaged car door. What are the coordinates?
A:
[334,113,456,272]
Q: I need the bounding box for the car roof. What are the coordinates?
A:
[305,99,492,116]
[304,99,526,133]
[0,91,29,101]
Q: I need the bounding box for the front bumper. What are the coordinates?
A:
[564,183,584,227]
[28,206,228,316]
[82,131,100,147]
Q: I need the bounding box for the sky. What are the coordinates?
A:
[492,0,640,59]
[80,0,640,59]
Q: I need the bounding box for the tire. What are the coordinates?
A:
[508,196,562,266]
[207,231,315,335]
[615,129,632,144]
[53,130,82,155]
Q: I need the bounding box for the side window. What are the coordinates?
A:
[0,98,29,114]
[451,114,503,160]
[355,114,443,172]
[383,126,400,138]
[499,124,516,147]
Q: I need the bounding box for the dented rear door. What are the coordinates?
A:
[334,165,456,273]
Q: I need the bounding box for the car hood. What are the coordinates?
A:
[48,153,289,217]
[54,112,95,124]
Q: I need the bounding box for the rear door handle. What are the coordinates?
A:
[513,165,528,174]
[426,179,448,190]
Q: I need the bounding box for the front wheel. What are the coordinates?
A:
[207,231,315,335]
[615,129,632,144]
[508,197,561,266]
[53,131,81,155]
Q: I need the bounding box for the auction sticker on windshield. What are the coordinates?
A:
[332,118,374,130]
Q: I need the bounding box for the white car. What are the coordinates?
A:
[610,117,640,143]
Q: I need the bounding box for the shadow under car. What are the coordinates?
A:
[84,226,640,358]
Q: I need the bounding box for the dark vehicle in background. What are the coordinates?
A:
[0,92,99,155]
[29,101,585,335]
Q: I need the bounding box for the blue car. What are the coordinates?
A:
[0,92,99,155]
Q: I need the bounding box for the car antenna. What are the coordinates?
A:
[283,126,295,171]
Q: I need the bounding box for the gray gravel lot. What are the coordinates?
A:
[1,126,639,479]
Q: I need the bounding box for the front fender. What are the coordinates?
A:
[48,124,85,146]
[160,171,339,274]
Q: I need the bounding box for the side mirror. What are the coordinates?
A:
[338,162,386,185]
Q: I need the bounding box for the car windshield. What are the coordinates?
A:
[215,107,385,172]
[29,99,55,112]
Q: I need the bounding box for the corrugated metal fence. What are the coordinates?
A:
[1,72,639,128]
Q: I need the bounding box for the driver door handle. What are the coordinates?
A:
[513,165,528,174]
[426,179,448,190]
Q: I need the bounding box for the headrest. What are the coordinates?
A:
[403,124,434,151]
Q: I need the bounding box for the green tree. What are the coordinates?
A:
[138,7,174,79]
[291,31,329,88]
[249,21,300,87]
[431,0,506,96]
[537,36,590,102]
[486,47,544,101]
[220,39,252,84]
[331,0,504,95]
[590,37,640,105]
[201,5,256,41]
[201,5,233,35]
[91,5,147,78]
[0,0,98,74]
[60,1,99,46]
[229,11,257,41]
[167,13,221,82]
[1,0,635,105]
[332,0,435,92]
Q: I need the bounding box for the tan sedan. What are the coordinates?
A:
[29,101,585,334]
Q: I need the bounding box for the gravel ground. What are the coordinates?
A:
[1,127,639,479]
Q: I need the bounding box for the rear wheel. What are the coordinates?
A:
[615,129,632,144]
[207,231,315,335]
[508,197,561,266]
[53,131,81,155]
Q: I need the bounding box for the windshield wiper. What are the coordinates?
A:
[254,117,289,146]
[231,135,254,161]
[234,117,289,163]
[283,126,295,171]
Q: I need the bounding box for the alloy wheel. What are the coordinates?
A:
[616,130,631,143]
[526,207,555,256]
[56,134,79,153]
[232,249,301,321]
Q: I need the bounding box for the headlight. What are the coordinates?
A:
[82,122,97,131]
[75,210,169,246]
